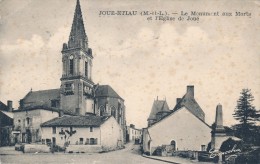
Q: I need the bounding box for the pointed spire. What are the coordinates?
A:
[67,0,88,51]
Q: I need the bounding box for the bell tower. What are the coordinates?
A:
[60,0,95,115]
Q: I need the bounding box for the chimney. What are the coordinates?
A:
[187,85,194,98]
[7,100,13,112]
[19,99,24,109]
[130,124,135,128]
[176,98,182,104]
[215,104,224,130]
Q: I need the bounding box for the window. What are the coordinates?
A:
[42,139,45,144]
[201,145,206,151]
[36,129,40,141]
[79,138,84,145]
[52,127,56,134]
[99,106,105,116]
[90,127,93,132]
[89,138,97,145]
[69,59,74,74]
[86,138,90,145]
[64,83,74,94]
[26,117,30,125]
[51,100,60,108]
[85,61,88,77]
[111,107,116,118]
[90,138,95,145]
[46,139,51,146]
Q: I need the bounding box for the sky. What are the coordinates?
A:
[0,0,259,129]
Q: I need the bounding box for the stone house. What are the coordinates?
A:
[142,86,211,155]
[13,107,60,143]
[41,115,123,152]
[0,101,14,146]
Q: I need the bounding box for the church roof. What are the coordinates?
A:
[21,89,60,108]
[67,0,88,52]
[147,99,170,120]
[95,85,123,100]
[41,115,110,127]
[23,89,60,102]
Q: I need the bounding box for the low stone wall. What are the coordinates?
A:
[66,145,102,153]
[24,144,50,153]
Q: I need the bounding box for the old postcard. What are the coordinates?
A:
[0,0,259,163]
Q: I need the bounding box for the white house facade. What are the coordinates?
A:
[126,124,142,142]
[41,115,123,152]
[146,107,211,154]
[143,86,212,155]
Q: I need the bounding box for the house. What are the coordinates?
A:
[0,101,14,146]
[12,0,127,145]
[41,115,123,152]
[142,86,211,155]
[126,124,142,143]
[13,106,60,143]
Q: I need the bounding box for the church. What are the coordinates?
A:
[12,0,126,147]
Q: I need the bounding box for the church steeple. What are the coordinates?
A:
[60,0,94,115]
[66,0,88,52]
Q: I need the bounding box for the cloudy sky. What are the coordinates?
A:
[0,0,259,128]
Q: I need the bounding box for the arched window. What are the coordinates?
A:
[99,105,105,116]
[69,58,74,75]
[26,117,30,126]
[111,106,116,118]
[170,140,176,151]
[85,61,88,77]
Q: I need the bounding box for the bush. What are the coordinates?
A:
[235,148,260,164]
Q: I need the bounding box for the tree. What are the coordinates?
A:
[233,89,259,144]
